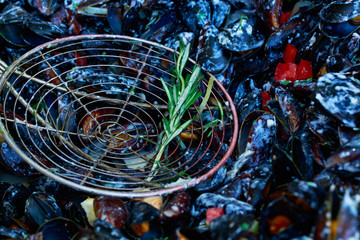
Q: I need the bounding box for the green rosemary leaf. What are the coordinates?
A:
[160,77,174,112]
[163,119,193,146]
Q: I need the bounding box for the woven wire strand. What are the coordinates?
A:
[0,35,238,197]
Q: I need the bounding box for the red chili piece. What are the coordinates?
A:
[275,63,298,81]
[296,60,313,80]
[283,44,297,63]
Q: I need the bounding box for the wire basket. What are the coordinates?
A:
[0,35,238,197]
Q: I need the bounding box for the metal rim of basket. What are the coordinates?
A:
[0,34,238,197]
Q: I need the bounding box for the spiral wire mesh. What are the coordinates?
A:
[0,35,238,197]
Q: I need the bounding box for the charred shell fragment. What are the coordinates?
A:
[315,73,360,128]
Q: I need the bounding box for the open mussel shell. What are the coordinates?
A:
[334,30,360,64]
[315,189,360,240]
[320,20,360,39]
[0,4,29,24]
[127,201,159,226]
[0,23,27,47]
[37,217,80,240]
[265,12,319,64]
[319,1,360,39]
[217,11,265,53]
[253,0,282,30]
[260,181,325,238]
[22,19,67,46]
[325,134,360,176]
[319,1,360,24]
[25,192,62,228]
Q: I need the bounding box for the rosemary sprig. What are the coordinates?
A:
[147,43,203,181]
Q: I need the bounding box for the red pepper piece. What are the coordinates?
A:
[74,52,87,66]
[206,207,224,225]
[274,63,298,81]
[283,44,297,63]
[261,91,271,111]
[279,11,291,26]
[296,60,313,80]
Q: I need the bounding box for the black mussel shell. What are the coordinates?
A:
[260,181,325,238]
[246,163,273,209]
[215,171,251,201]
[93,220,128,240]
[0,5,29,24]
[128,202,160,226]
[319,1,360,24]
[227,0,254,10]
[217,12,265,53]
[0,23,27,47]
[141,11,181,43]
[243,113,277,169]
[191,193,254,220]
[209,214,256,240]
[265,13,319,64]
[107,2,123,35]
[326,54,352,73]
[0,141,37,176]
[196,24,231,74]
[194,166,226,192]
[334,29,360,64]
[320,20,360,39]
[181,0,211,33]
[37,218,80,240]
[2,183,31,218]
[23,19,67,46]
[237,110,264,154]
[275,87,303,134]
[232,79,262,127]
[25,192,62,227]
[326,134,360,176]
[305,107,339,147]
[315,73,360,128]
[253,0,282,30]
[211,0,231,29]
[271,145,302,186]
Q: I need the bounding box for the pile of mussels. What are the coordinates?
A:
[0,0,360,239]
